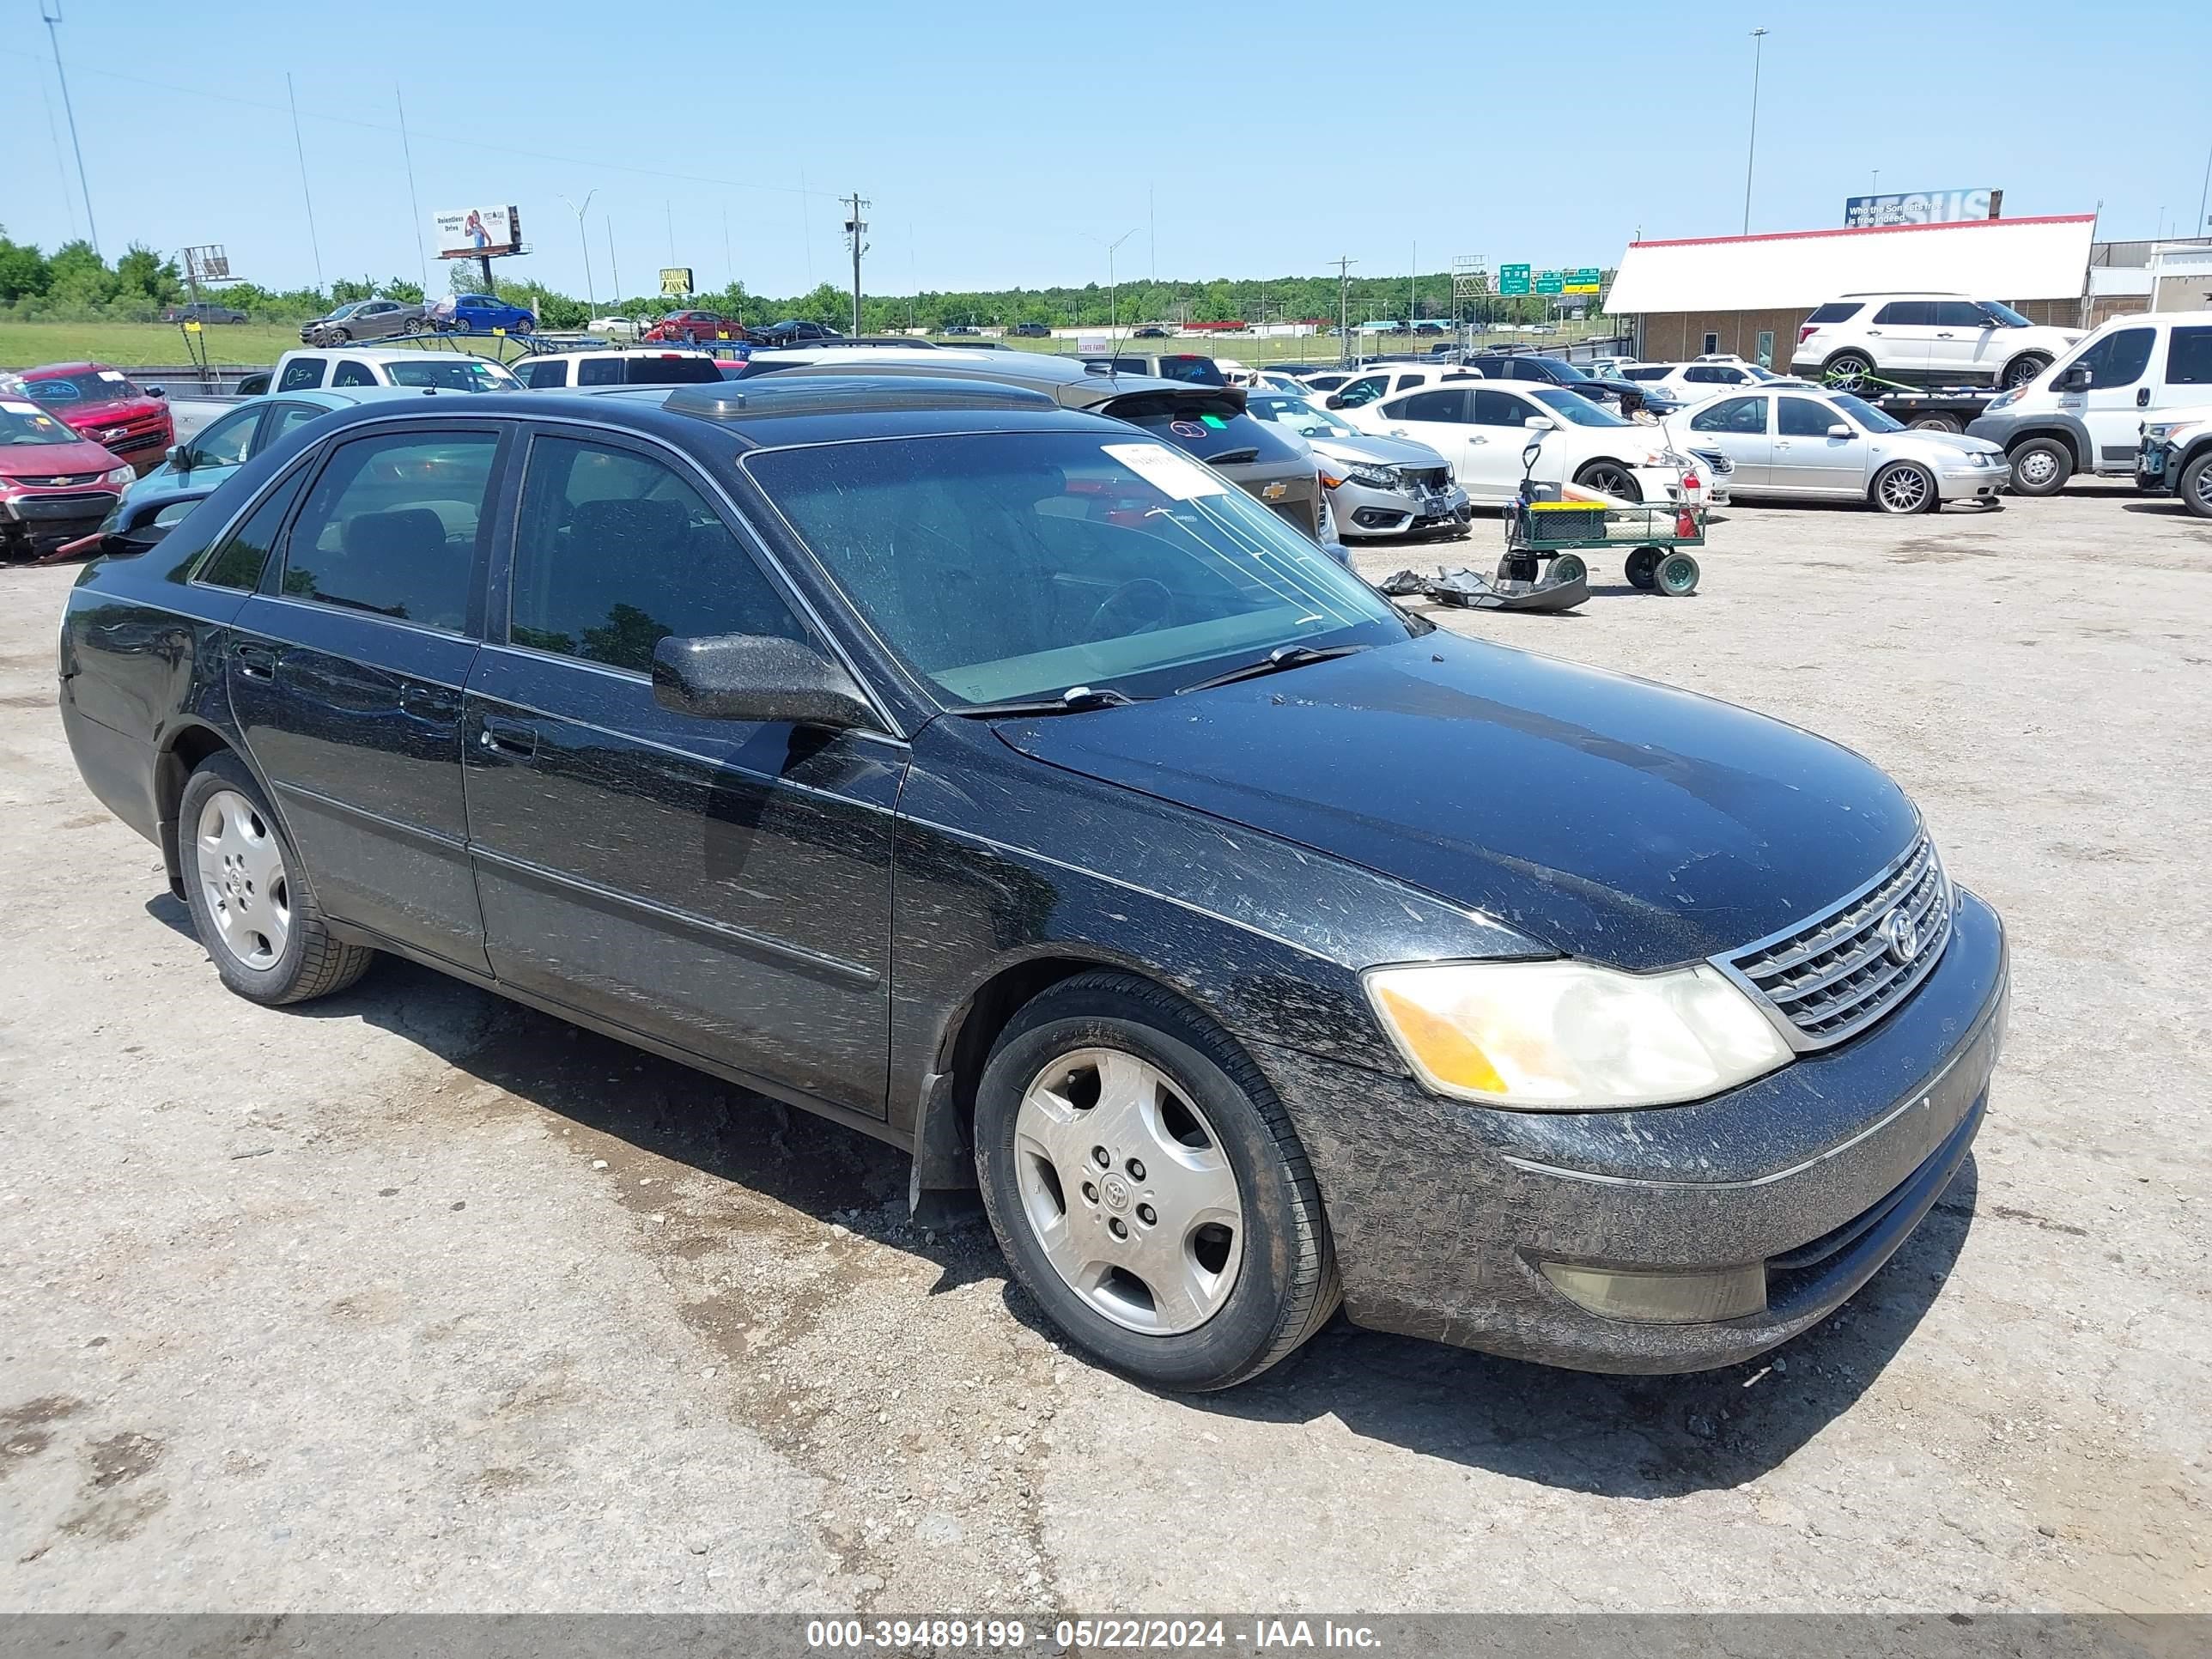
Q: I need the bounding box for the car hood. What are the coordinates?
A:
[0,435,125,477]
[994,634,1918,970]
[1304,432,1449,470]
[51,396,159,425]
[1898,431,2005,461]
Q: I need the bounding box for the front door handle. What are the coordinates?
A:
[478,715,538,759]
[2137,387,2152,407]
[233,641,279,680]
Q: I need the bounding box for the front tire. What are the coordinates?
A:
[179,753,375,1006]
[1824,350,1875,389]
[1873,460,1937,514]
[2180,452,2212,520]
[2008,436,2072,497]
[1573,460,1642,501]
[974,971,1339,1392]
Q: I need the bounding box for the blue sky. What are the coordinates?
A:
[3,0,2207,300]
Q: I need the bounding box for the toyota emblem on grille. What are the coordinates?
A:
[1881,907,1922,966]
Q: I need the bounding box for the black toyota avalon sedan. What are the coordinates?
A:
[56,377,2007,1392]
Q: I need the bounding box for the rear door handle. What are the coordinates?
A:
[233,642,279,680]
[477,715,538,759]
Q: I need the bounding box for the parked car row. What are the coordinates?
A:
[0,363,176,556]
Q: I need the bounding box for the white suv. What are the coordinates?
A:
[1791,294,2082,392]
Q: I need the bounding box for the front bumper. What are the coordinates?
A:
[1933,462,2008,502]
[1332,476,1473,538]
[1264,888,2008,1373]
[1,488,124,549]
[2136,439,2173,492]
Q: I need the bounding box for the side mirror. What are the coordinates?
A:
[1523,416,1556,430]
[651,634,875,730]
[1826,423,1854,439]
[2058,364,2091,392]
[145,386,167,398]
[1324,394,1348,410]
[164,445,190,469]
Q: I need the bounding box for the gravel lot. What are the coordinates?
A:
[2,483,2206,1615]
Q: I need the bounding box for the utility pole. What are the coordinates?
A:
[605,216,620,301]
[844,192,870,336]
[1741,27,1770,236]
[397,88,428,291]
[40,2,98,256]
[561,191,598,311]
[287,72,322,291]
[1334,255,1358,366]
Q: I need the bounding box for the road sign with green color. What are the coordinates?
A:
[1534,270,1565,295]
[1564,267,1603,294]
[1498,264,1531,296]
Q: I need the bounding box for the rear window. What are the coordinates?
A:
[1098,392,1305,469]
[1153,355,1226,387]
[1805,302,1863,325]
[2166,326,2212,386]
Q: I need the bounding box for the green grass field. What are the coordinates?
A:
[2,318,1617,374]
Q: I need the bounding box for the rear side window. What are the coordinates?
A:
[331,360,376,388]
[1390,388,1468,422]
[626,358,723,385]
[280,431,500,630]
[1690,396,1766,434]
[2074,327,2155,390]
[277,359,325,392]
[1393,374,1426,392]
[1778,397,1839,437]
[199,467,310,591]
[575,359,624,386]
[522,360,570,388]
[508,436,806,672]
[1805,302,1863,325]
[2165,327,2212,385]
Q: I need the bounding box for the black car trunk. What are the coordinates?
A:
[1095,386,1322,539]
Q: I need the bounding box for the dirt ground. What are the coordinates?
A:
[1,483,2206,1615]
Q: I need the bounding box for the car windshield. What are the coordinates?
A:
[1243,394,1358,438]
[1538,359,1594,382]
[0,401,76,445]
[23,373,135,406]
[386,358,521,392]
[746,430,1406,705]
[1829,392,1905,434]
[1743,364,1784,381]
[326,303,364,320]
[1978,301,2033,328]
[1528,386,1627,427]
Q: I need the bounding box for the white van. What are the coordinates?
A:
[1966,313,2212,495]
[514,349,723,389]
[252,348,523,398]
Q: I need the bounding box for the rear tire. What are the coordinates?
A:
[2000,353,2051,390]
[1824,350,1875,389]
[973,971,1339,1393]
[2180,452,2212,520]
[2008,437,2072,497]
[1548,552,1588,586]
[1626,546,1661,589]
[1907,413,1962,433]
[178,753,375,1006]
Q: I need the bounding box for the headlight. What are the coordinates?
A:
[1364,958,1792,1110]
[1985,386,2021,412]
[2143,422,2176,441]
[1346,463,1398,489]
[101,465,134,485]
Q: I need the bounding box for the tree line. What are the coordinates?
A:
[0,228,1607,331]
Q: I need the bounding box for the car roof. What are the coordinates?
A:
[20,362,112,379]
[280,346,515,364]
[738,349,1238,412]
[524,347,714,362]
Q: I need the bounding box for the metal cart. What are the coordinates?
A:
[1509,497,1706,597]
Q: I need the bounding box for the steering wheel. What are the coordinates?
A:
[1084,577,1174,641]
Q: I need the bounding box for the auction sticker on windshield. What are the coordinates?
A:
[1102,441,1231,500]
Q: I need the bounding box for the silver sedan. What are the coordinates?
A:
[1243,392,1471,538]
[1662,386,2007,514]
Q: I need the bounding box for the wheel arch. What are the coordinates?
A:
[153,720,272,899]
[2002,418,2089,471]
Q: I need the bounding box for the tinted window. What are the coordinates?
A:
[331,360,376,388]
[277,359,325,392]
[575,358,624,386]
[200,467,309,591]
[1805,302,1863,325]
[266,402,328,445]
[1389,389,1468,422]
[1393,374,1426,392]
[1778,397,1841,437]
[1873,301,1934,326]
[2168,327,2212,386]
[2073,327,2155,390]
[509,436,805,673]
[1156,355,1226,386]
[1689,396,1767,434]
[281,431,498,630]
[522,360,570,388]
[1931,301,1989,328]
[1470,389,1531,428]
[191,406,261,469]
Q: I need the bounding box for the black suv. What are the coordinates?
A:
[58,377,2006,1392]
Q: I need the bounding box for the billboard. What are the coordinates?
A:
[432,205,523,259]
[1844,188,2002,228]
[659,267,694,298]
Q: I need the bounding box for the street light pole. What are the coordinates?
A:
[1085,229,1139,341]
[561,191,597,313]
[1742,27,1769,236]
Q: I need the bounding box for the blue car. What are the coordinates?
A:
[436,292,537,335]
[118,387,428,513]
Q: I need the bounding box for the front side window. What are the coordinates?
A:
[189,406,261,469]
[1931,301,1990,329]
[1334,375,1391,408]
[2070,327,2155,390]
[2167,327,2212,386]
[746,431,1405,706]
[1778,397,1842,438]
[331,360,376,387]
[509,436,806,673]
[200,467,309,591]
[278,359,325,392]
[1978,301,2033,328]
[280,430,499,630]
[1689,396,1767,434]
[1470,389,1534,428]
[576,359,625,386]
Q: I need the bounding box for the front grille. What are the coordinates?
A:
[14,471,104,487]
[1723,835,1952,1048]
[105,431,163,455]
[1403,465,1449,490]
[7,491,113,522]
[1690,447,1735,476]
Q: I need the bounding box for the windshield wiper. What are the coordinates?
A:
[951,685,1146,719]
[1174,642,1372,696]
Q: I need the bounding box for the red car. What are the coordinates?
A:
[641,310,739,344]
[16,362,175,477]
[0,392,133,560]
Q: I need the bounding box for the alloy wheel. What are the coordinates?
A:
[2191,463,2212,515]
[194,789,290,969]
[1878,465,1932,513]
[1012,1048,1243,1336]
